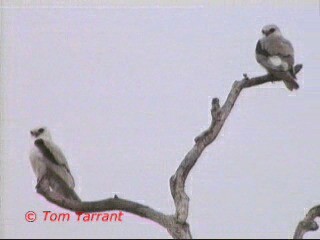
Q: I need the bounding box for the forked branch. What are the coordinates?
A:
[37,64,303,239]
[169,64,303,225]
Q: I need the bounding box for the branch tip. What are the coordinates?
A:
[211,98,220,106]
[243,73,250,80]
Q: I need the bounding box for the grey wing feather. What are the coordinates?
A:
[35,139,70,169]
[34,139,75,188]
[256,37,295,73]
[255,40,281,72]
[265,37,293,56]
[264,37,295,67]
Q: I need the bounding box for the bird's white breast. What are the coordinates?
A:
[29,146,47,180]
[268,56,289,70]
[268,56,282,66]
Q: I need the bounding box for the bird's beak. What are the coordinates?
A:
[30,131,35,137]
[262,30,266,35]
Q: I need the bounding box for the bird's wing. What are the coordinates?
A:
[266,37,294,57]
[262,37,294,65]
[256,38,294,72]
[256,40,271,57]
[34,138,75,188]
[256,40,278,71]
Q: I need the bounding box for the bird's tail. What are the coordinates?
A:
[47,170,81,201]
[282,72,299,91]
[283,79,299,91]
[289,67,297,78]
[50,180,81,201]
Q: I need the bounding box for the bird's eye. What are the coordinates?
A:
[269,28,275,33]
[38,128,44,133]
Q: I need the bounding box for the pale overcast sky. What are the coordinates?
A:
[1,0,320,238]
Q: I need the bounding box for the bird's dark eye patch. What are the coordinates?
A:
[38,128,44,134]
[269,28,275,33]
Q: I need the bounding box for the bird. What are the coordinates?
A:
[29,126,80,201]
[255,24,299,91]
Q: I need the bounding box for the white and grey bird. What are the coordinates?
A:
[256,24,299,91]
[29,127,79,200]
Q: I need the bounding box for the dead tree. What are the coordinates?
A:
[294,205,320,239]
[36,64,309,239]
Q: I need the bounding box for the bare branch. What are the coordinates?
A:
[243,64,303,88]
[169,64,303,224]
[37,168,190,238]
[36,64,303,239]
[294,205,320,239]
[38,186,171,228]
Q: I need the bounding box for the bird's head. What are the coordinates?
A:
[30,126,52,141]
[261,24,281,37]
